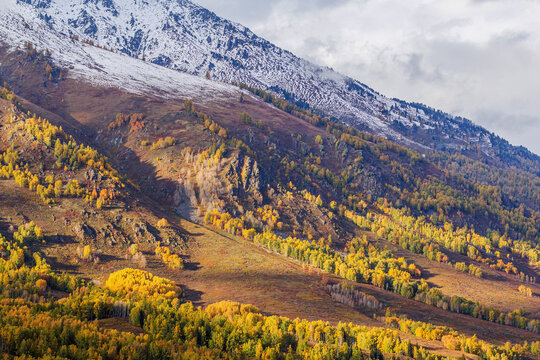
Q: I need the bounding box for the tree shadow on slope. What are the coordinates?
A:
[180,285,204,306]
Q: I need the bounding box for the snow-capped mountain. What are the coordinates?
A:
[1,0,538,171]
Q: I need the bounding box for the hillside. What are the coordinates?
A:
[0,1,538,360]
[0,92,539,360]
[1,0,539,175]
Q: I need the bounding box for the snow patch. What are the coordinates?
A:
[0,0,512,157]
[0,9,237,103]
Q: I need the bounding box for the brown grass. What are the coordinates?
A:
[367,231,540,318]
[98,318,144,335]
[0,50,537,353]
[0,177,537,354]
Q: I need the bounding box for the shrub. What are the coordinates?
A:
[156,218,169,228]
[105,268,181,299]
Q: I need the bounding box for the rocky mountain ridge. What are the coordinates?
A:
[1,0,538,173]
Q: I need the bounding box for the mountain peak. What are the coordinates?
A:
[2,0,539,173]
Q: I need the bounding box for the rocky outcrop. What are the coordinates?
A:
[72,222,96,240]
[226,152,265,204]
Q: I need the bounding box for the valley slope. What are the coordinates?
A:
[0,1,538,360]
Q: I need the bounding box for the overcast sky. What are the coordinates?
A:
[196,0,540,155]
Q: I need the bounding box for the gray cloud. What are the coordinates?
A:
[195,0,275,23]
[474,111,540,152]
[489,31,530,45]
[195,0,540,155]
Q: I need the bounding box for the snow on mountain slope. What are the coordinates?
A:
[1,0,539,171]
[0,0,423,146]
[0,1,238,103]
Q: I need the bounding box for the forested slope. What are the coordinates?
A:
[0,25,538,360]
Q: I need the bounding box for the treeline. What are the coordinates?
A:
[0,146,54,204]
[0,97,124,208]
[234,82,538,244]
[0,231,451,360]
[328,282,382,311]
[23,42,64,83]
[204,209,540,334]
[236,81,424,168]
[384,311,539,358]
[1,217,537,359]
[359,203,538,271]
[429,151,540,212]
[239,111,273,134]
[0,145,116,208]
[184,99,254,156]
[402,174,539,244]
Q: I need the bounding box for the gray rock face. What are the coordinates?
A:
[226,152,265,204]
[72,222,96,240]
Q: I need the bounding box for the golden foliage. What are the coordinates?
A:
[156,218,170,228]
[105,268,181,299]
[155,245,184,270]
[150,136,176,150]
